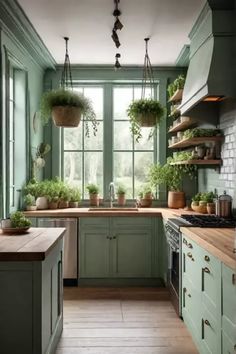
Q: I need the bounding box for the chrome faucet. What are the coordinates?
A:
[109,182,115,208]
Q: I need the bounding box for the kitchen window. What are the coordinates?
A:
[62,82,159,199]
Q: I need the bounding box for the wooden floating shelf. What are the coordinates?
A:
[169,89,183,102]
[168,118,197,133]
[170,160,222,165]
[168,136,224,149]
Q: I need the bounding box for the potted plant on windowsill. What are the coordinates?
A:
[58,184,70,209]
[24,194,37,211]
[40,88,99,134]
[69,187,81,208]
[86,184,99,207]
[116,185,126,206]
[149,161,195,209]
[127,98,165,142]
[138,185,153,207]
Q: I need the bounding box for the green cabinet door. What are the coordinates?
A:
[80,229,110,278]
[112,230,152,278]
[200,304,221,354]
[222,264,236,346]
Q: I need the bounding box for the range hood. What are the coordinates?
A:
[179,0,235,119]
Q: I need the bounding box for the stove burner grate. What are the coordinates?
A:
[180,214,236,228]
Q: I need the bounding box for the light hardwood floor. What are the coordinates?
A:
[56,287,198,354]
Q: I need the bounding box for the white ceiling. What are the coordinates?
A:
[18,0,205,66]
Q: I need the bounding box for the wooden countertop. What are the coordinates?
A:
[0,227,65,261]
[181,227,236,270]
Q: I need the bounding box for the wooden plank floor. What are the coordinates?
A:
[56,287,199,354]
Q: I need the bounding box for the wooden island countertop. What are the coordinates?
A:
[0,227,65,261]
[181,227,236,270]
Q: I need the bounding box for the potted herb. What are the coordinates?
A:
[127,98,165,142]
[116,185,126,206]
[24,194,37,211]
[46,180,60,209]
[40,88,98,135]
[201,191,216,214]
[86,184,99,207]
[149,162,195,209]
[167,74,186,100]
[58,183,71,209]
[69,187,81,208]
[10,211,31,229]
[138,185,153,207]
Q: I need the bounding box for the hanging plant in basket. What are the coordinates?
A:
[40,88,98,135]
[127,98,165,142]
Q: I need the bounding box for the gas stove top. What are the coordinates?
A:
[179,214,236,228]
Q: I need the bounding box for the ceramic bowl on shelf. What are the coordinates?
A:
[1,227,30,235]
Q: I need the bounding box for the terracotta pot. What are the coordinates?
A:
[137,113,157,127]
[140,198,152,208]
[52,106,81,127]
[168,191,185,209]
[48,201,58,209]
[36,197,48,210]
[207,202,215,214]
[58,200,69,209]
[117,194,126,206]
[69,201,79,208]
[191,202,207,214]
[89,194,99,207]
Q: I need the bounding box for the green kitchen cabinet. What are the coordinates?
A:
[79,217,158,281]
[0,239,63,354]
[182,233,235,354]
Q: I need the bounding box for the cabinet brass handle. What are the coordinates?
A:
[113,236,116,239]
[204,319,210,326]
[203,267,210,274]
[183,238,187,245]
[234,344,236,351]
[191,257,195,262]
[187,252,192,258]
[232,274,236,285]
[187,293,191,298]
[183,287,187,293]
[187,243,193,249]
[204,255,210,262]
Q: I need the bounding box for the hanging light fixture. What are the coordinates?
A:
[114,53,121,70]
[111,0,123,48]
[141,37,155,99]
[61,37,73,89]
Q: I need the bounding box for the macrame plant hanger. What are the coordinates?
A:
[141,38,155,99]
[61,37,73,90]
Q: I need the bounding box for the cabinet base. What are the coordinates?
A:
[64,278,78,286]
[78,278,164,287]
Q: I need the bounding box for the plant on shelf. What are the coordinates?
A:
[46,179,61,209]
[183,128,222,139]
[167,74,186,100]
[116,185,126,207]
[10,211,31,228]
[169,151,195,163]
[58,183,71,209]
[191,191,216,214]
[138,184,153,208]
[69,186,81,208]
[127,98,165,142]
[24,194,37,211]
[86,183,100,207]
[149,160,195,209]
[40,88,98,135]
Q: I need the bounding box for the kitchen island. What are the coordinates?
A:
[0,227,65,354]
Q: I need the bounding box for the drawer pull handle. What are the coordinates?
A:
[204,319,210,326]
[203,267,210,274]
[187,252,192,258]
[113,236,116,239]
[234,344,236,351]
[183,238,187,245]
[187,293,191,298]
[204,255,210,262]
[183,287,187,293]
[232,274,236,285]
[187,243,193,249]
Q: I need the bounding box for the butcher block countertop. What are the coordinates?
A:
[0,227,65,261]
[181,227,236,270]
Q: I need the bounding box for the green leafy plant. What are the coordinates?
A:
[69,187,81,202]
[24,194,36,206]
[183,128,222,139]
[169,151,194,162]
[127,98,165,142]
[86,183,99,195]
[116,185,126,195]
[149,162,195,192]
[10,211,31,228]
[59,183,71,202]
[167,74,186,99]
[138,184,153,198]
[192,191,216,203]
[40,88,98,137]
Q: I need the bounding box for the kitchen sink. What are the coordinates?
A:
[88,207,139,211]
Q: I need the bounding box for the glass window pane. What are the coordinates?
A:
[113,87,132,120]
[134,152,153,197]
[114,121,132,150]
[113,152,133,198]
[134,127,154,150]
[84,87,103,119]
[134,86,152,99]
[64,127,82,150]
[84,121,103,150]
[64,152,82,191]
[84,152,103,198]
[74,87,83,94]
